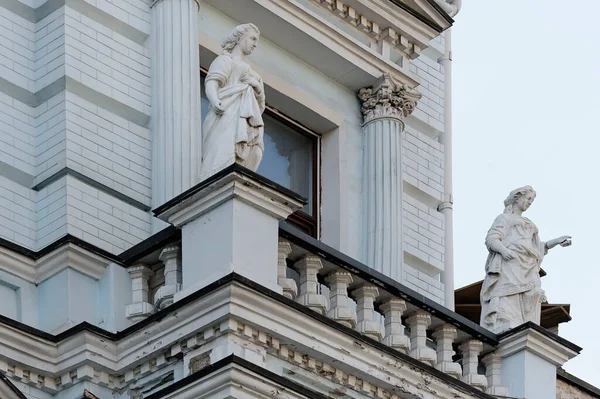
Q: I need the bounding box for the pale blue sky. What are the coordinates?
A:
[453,0,600,386]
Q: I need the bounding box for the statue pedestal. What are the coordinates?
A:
[154,165,304,300]
[495,322,580,399]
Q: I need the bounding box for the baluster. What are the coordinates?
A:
[351,285,382,340]
[406,310,436,366]
[294,255,327,314]
[154,245,182,309]
[125,264,154,321]
[277,239,297,299]
[325,271,356,328]
[482,352,508,396]
[380,298,410,354]
[458,340,488,391]
[432,324,462,378]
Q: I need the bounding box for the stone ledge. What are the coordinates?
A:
[145,355,324,399]
[0,274,495,398]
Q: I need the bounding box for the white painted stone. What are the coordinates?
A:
[295,256,328,315]
[38,268,98,333]
[325,271,356,328]
[125,265,154,322]
[359,74,421,281]
[459,340,487,391]
[96,263,133,332]
[277,239,297,300]
[380,298,410,353]
[155,169,303,299]
[200,24,266,180]
[154,245,182,309]
[352,285,382,341]
[151,0,202,218]
[495,327,579,399]
[482,352,508,396]
[406,309,436,366]
[480,186,571,334]
[432,324,461,379]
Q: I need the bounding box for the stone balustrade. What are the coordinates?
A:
[125,220,506,395]
[277,222,505,394]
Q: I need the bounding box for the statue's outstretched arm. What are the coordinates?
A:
[545,236,572,250]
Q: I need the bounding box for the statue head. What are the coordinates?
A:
[503,185,536,214]
[221,23,261,56]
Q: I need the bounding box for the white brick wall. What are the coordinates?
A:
[403,193,445,271]
[0,173,151,253]
[0,10,36,92]
[88,0,151,35]
[64,7,151,117]
[36,177,68,249]
[409,38,445,133]
[401,34,448,304]
[36,93,67,182]
[66,176,151,253]
[0,176,36,248]
[0,0,154,254]
[0,92,36,176]
[403,126,445,201]
[65,92,151,205]
[403,264,444,304]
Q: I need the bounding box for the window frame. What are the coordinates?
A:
[200,69,320,237]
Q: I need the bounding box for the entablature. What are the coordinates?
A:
[201,0,447,91]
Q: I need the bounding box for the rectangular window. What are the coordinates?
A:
[201,76,319,236]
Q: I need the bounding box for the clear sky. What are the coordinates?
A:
[452,0,600,386]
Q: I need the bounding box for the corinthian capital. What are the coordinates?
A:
[358,74,422,124]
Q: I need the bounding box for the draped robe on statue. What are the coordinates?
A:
[201,54,266,178]
[480,213,547,333]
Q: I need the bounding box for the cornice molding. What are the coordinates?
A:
[0,275,494,398]
[154,164,305,226]
[310,0,451,57]
[36,244,111,283]
[146,358,325,399]
[496,324,580,366]
[0,240,113,284]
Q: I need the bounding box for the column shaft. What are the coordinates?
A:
[151,0,201,214]
[363,118,403,279]
[358,74,421,281]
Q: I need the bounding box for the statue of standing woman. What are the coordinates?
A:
[480,186,571,334]
[200,23,265,179]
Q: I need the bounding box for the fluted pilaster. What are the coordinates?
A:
[359,74,421,280]
[151,0,201,223]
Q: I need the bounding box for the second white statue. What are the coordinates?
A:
[480,186,571,334]
[200,24,266,179]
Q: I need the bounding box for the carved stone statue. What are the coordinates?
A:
[200,23,265,179]
[480,186,571,334]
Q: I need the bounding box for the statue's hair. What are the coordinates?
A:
[221,23,260,54]
[503,185,536,214]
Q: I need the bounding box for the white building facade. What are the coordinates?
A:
[0,0,594,398]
